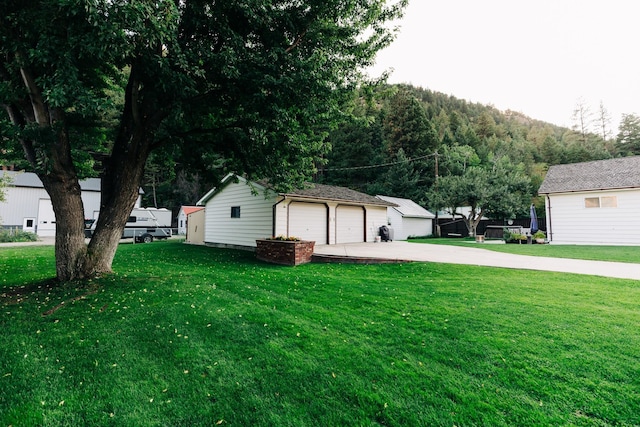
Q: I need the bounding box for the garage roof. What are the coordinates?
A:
[282,183,397,207]
[376,195,435,218]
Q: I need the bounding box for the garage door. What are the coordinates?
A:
[288,202,328,244]
[37,199,56,237]
[336,205,365,243]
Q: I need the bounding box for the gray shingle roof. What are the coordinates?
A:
[538,156,640,194]
[283,183,397,207]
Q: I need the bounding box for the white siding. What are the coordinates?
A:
[288,202,328,244]
[386,206,434,240]
[386,208,404,239]
[336,205,365,243]
[365,206,388,242]
[547,188,640,245]
[0,187,49,227]
[204,180,276,247]
[402,217,433,239]
[273,199,288,237]
[178,211,188,235]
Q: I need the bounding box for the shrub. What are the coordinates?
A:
[533,230,546,239]
[504,230,527,243]
[0,228,39,243]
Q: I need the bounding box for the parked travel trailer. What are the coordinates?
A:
[90,208,172,243]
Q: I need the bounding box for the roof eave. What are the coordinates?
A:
[539,185,640,195]
[281,193,397,207]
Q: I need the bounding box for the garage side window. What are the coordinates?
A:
[601,196,617,208]
[231,206,241,218]
[585,196,617,208]
[585,197,599,208]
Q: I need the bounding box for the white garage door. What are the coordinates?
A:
[289,202,328,244]
[37,198,56,237]
[336,205,365,243]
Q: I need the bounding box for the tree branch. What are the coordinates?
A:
[285,30,307,53]
[16,53,50,127]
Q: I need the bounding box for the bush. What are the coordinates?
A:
[533,230,546,239]
[503,230,527,243]
[0,228,39,243]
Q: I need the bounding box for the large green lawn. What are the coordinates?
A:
[413,237,640,264]
[1,240,639,426]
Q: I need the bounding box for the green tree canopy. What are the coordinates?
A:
[1,0,407,281]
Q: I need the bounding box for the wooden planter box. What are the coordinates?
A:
[256,239,315,266]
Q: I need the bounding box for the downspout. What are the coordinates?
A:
[325,204,330,245]
[546,194,553,242]
[363,206,367,242]
[272,196,286,238]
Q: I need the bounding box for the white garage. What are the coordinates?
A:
[198,174,397,248]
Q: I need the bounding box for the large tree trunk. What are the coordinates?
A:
[40,174,88,281]
[83,158,147,277]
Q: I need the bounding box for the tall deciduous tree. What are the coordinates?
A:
[1,0,406,281]
[572,97,593,144]
[427,157,531,236]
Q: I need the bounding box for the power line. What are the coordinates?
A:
[318,152,438,172]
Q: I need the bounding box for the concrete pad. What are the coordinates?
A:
[314,241,640,281]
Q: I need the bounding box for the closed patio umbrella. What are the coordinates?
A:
[530,204,539,234]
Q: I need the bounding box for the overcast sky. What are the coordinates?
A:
[367,0,640,135]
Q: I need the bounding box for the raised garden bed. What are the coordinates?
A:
[256,239,315,266]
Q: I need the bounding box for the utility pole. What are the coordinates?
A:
[433,150,440,237]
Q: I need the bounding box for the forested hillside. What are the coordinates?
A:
[317,84,627,219]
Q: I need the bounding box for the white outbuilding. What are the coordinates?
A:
[177,206,204,235]
[196,174,397,248]
[538,156,640,245]
[0,170,142,237]
[376,195,435,240]
[0,171,101,236]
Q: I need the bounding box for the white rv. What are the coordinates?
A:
[90,208,172,243]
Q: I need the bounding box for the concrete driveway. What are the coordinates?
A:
[314,241,640,281]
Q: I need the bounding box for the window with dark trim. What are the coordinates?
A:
[231,206,241,218]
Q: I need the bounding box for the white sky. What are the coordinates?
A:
[368,0,640,135]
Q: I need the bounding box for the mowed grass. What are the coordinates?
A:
[1,240,639,426]
[413,238,640,264]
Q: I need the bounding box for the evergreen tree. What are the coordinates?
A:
[617,114,640,155]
